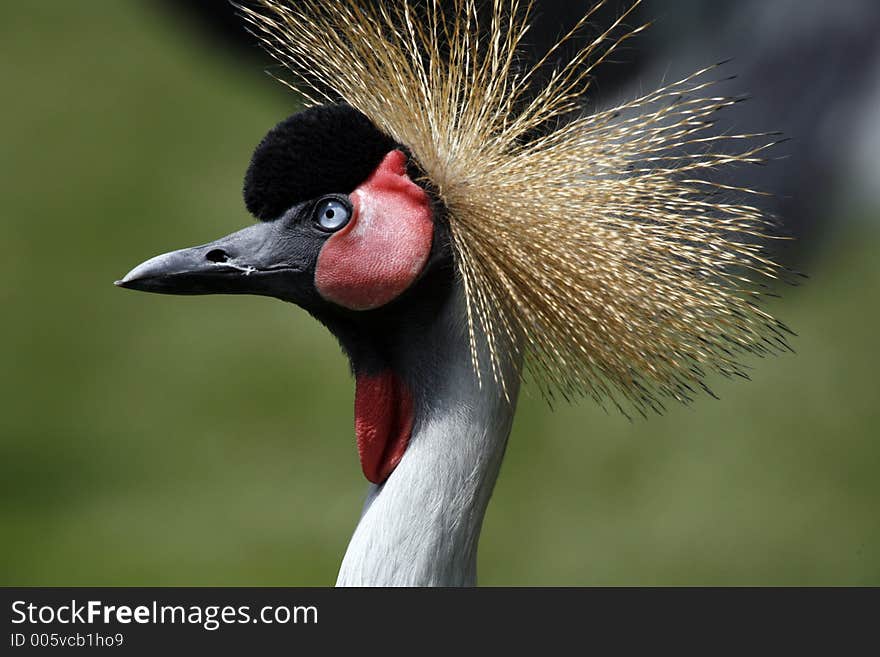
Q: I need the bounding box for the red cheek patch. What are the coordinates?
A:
[315,150,433,310]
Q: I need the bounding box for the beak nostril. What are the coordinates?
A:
[206,249,229,263]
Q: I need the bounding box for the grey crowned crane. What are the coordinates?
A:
[116,0,791,586]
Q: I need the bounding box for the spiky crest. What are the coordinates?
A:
[239,0,792,414]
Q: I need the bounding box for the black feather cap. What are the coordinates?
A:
[243,104,397,220]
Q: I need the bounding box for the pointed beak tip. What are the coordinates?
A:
[114,269,139,289]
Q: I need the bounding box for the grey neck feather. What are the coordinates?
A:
[335,283,521,586]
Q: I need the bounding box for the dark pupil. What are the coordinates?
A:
[325,209,335,219]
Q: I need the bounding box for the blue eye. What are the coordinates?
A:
[314,198,351,232]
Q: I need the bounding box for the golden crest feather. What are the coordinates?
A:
[238,0,792,415]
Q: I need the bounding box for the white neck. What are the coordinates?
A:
[335,286,521,586]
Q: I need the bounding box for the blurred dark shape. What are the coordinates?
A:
[634,0,880,259]
[157,0,645,96]
[157,0,265,59]
[156,0,880,259]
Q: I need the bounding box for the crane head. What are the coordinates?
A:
[116,103,455,484]
[117,103,448,316]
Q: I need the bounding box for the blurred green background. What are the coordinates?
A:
[2,1,878,585]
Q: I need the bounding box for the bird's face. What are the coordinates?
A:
[118,104,454,484]
[118,104,445,316]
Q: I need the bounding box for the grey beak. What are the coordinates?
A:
[115,221,312,300]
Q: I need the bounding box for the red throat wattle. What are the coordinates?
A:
[354,370,414,484]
